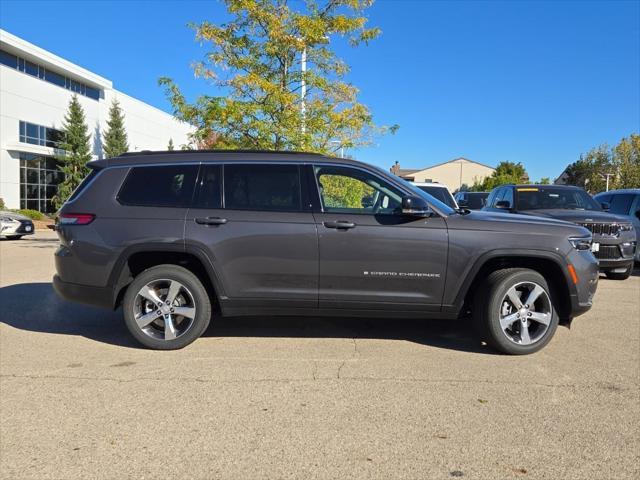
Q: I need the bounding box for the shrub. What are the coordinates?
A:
[15,209,45,221]
[0,198,5,210]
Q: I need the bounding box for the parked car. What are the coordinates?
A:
[0,210,35,239]
[594,189,640,263]
[411,182,458,209]
[454,191,489,210]
[483,184,636,279]
[53,150,599,354]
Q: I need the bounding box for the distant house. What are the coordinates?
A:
[390,157,495,192]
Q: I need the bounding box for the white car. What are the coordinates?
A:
[0,211,35,240]
[411,182,458,209]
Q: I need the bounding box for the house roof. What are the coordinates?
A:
[416,157,495,172]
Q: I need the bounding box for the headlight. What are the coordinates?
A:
[619,223,634,232]
[569,236,593,251]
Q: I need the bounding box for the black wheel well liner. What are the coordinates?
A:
[110,243,224,311]
[453,251,574,321]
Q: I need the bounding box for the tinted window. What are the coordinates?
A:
[118,165,198,207]
[315,165,403,215]
[466,193,488,209]
[193,165,222,209]
[516,187,601,211]
[416,186,456,209]
[0,50,18,68]
[44,69,66,87]
[67,170,100,203]
[489,188,505,207]
[503,187,514,207]
[608,194,635,215]
[224,164,301,211]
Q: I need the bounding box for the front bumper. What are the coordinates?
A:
[0,219,34,236]
[566,249,599,319]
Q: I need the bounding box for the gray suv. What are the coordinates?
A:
[53,151,599,354]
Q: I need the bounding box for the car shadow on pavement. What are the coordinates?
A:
[0,282,494,354]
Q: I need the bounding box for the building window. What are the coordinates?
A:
[19,153,64,213]
[19,121,64,148]
[0,48,101,101]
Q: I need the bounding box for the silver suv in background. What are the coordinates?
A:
[594,189,640,263]
[411,182,458,209]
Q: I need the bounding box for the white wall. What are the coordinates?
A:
[0,59,192,210]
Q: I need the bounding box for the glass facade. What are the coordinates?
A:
[19,153,64,213]
[0,48,101,100]
[19,121,64,148]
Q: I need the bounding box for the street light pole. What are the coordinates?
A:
[300,46,306,135]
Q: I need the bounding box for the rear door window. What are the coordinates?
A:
[224,164,301,212]
[118,165,198,207]
[193,164,222,209]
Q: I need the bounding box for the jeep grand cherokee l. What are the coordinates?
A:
[483,184,636,280]
[53,151,599,354]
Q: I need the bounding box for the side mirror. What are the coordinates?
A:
[600,202,610,211]
[495,200,511,210]
[402,195,432,217]
[457,198,469,208]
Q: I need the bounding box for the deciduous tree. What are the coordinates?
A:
[470,161,529,191]
[159,0,397,154]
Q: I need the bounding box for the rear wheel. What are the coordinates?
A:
[123,265,211,350]
[474,268,558,355]
[6,235,23,240]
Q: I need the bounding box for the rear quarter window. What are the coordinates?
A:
[117,165,198,207]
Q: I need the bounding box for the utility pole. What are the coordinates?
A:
[602,173,614,191]
[300,45,306,135]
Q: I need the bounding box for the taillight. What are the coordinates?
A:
[58,213,95,225]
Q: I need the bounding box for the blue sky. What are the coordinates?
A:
[1,0,638,181]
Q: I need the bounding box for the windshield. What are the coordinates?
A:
[415,186,457,209]
[517,187,602,211]
[401,180,456,215]
[464,192,488,209]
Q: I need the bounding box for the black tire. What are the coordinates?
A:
[473,268,559,355]
[604,266,632,280]
[6,235,23,240]
[123,265,211,350]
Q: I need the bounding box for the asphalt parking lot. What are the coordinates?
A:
[1,231,638,480]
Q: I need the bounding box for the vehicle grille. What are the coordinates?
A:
[577,222,621,237]
[594,245,621,260]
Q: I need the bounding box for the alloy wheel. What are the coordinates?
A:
[498,281,552,345]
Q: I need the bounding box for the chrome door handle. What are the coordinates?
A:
[195,217,228,226]
[323,220,356,230]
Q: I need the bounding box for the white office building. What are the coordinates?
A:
[0,29,193,213]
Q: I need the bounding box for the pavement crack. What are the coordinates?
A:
[336,361,346,379]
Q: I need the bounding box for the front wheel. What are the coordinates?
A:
[5,235,23,240]
[474,268,559,355]
[123,265,212,350]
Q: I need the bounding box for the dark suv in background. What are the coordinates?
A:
[54,151,599,354]
[483,184,636,280]
[594,189,640,264]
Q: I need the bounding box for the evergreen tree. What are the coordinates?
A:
[167,138,174,151]
[103,99,129,158]
[53,96,92,209]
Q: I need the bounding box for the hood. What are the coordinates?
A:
[519,209,631,224]
[0,210,32,221]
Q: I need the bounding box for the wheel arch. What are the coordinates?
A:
[109,243,225,311]
[448,249,575,322]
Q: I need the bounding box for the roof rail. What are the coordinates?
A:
[119,149,326,157]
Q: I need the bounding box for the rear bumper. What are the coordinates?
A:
[53,274,113,309]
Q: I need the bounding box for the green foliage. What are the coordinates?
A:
[539,177,551,185]
[160,0,397,154]
[14,209,45,220]
[53,96,92,209]
[103,99,129,158]
[319,174,373,208]
[563,134,639,193]
[0,198,5,210]
[470,161,529,191]
[167,138,174,151]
